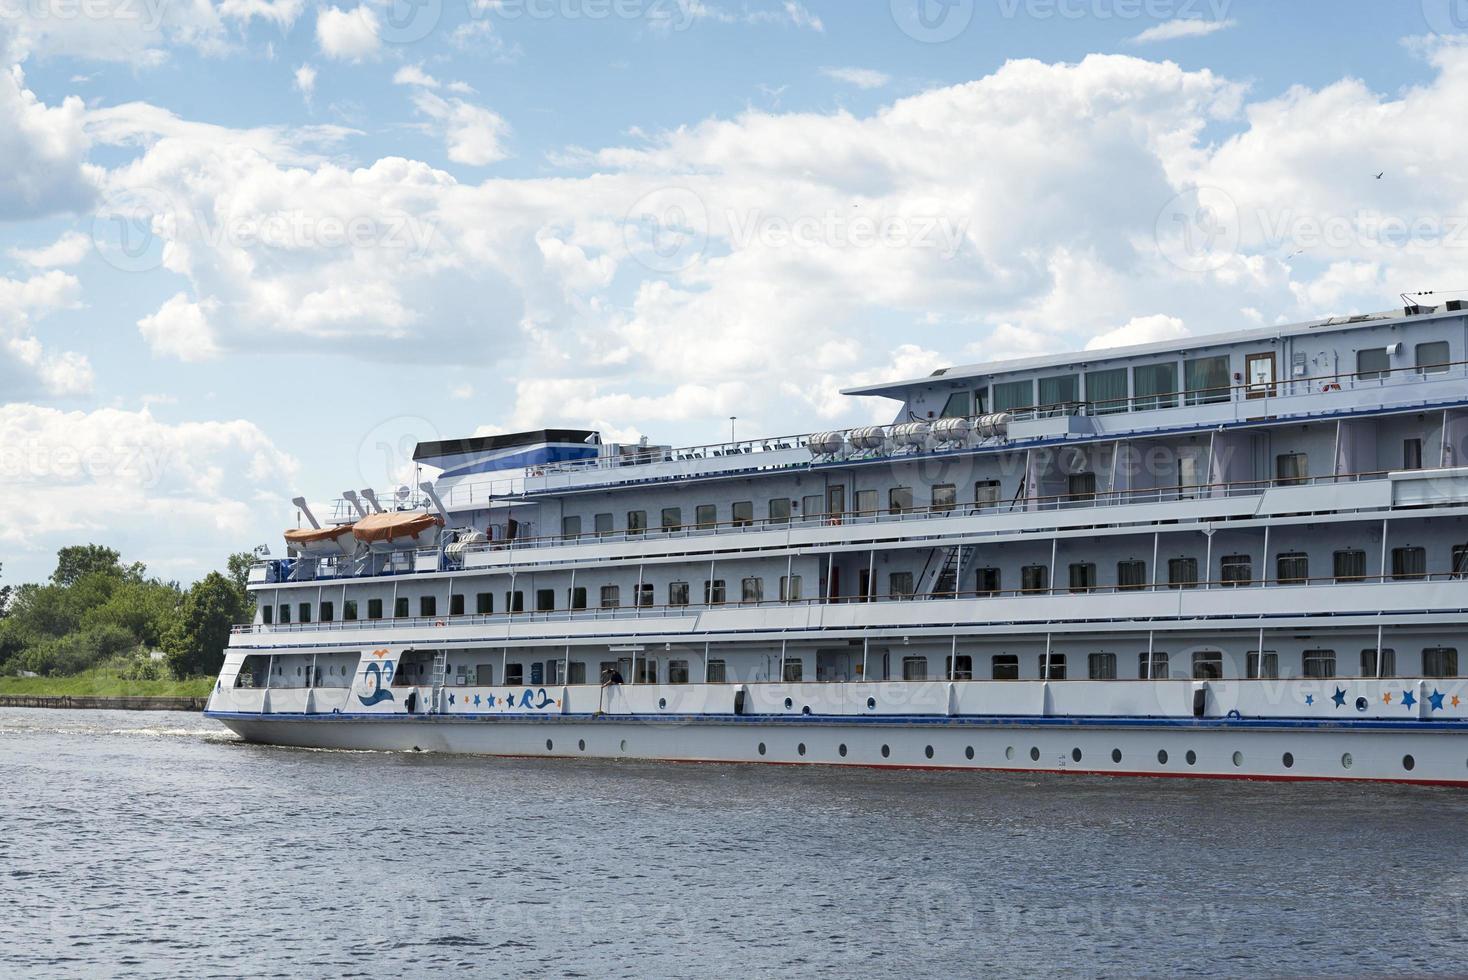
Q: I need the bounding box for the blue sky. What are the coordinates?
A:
[2,0,1466,584]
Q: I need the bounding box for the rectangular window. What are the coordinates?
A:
[940,391,972,418]
[889,572,915,598]
[1039,653,1067,680]
[320,601,335,623]
[344,600,358,621]
[298,602,311,624]
[593,512,613,537]
[1357,347,1389,379]
[695,504,717,529]
[278,604,290,625]
[1333,549,1366,582]
[626,510,647,535]
[475,664,494,686]
[731,501,753,527]
[1184,355,1231,405]
[1220,554,1252,587]
[1066,472,1096,502]
[739,577,763,604]
[855,489,878,516]
[507,591,524,613]
[1037,374,1079,412]
[661,507,682,532]
[567,662,586,685]
[599,586,620,608]
[1424,647,1459,678]
[1454,544,1468,579]
[1192,650,1223,680]
[635,583,653,608]
[706,660,727,683]
[802,495,824,520]
[505,663,523,686]
[767,499,791,524]
[449,594,464,616]
[1417,340,1451,375]
[1088,652,1117,680]
[261,605,273,625]
[945,655,974,680]
[902,656,928,681]
[569,587,587,610]
[1276,552,1309,584]
[1116,560,1148,590]
[668,582,690,606]
[1391,546,1427,580]
[779,575,802,602]
[562,515,582,539]
[1133,363,1179,411]
[889,486,913,514]
[1275,453,1308,486]
[975,567,1001,597]
[536,589,555,612]
[475,592,493,615]
[367,598,383,620]
[1403,438,1423,470]
[992,654,1019,680]
[704,579,726,605]
[1360,648,1396,677]
[1247,651,1278,680]
[1085,367,1128,415]
[992,379,1035,413]
[1068,562,1096,593]
[1303,649,1336,679]
[1138,652,1170,679]
[668,660,690,684]
[1021,565,1049,593]
[394,597,409,618]
[1167,557,1198,590]
[975,480,1002,506]
[419,596,436,617]
[931,484,957,512]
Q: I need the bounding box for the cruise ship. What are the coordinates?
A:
[207,303,1468,785]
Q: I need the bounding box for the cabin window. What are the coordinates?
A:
[669,582,690,606]
[1192,650,1223,680]
[1453,544,1468,579]
[1021,565,1049,593]
[506,663,523,686]
[367,599,383,620]
[600,586,620,608]
[855,489,879,516]
[992,379,1035,413]
[635,583,653,607]
[992,654,1020,680]
[945,655,974,680]
[902,656,928,681]
[661,508,682,532]
[667,660,690,684]
[476,664,494,686]
[1167,558,1198,590]
[260,605,273,625]
[507,591,524,613]
[1275,453,1308,486]
[1417,341,1450,375]
[975,567,1001,597]
[940,391,972,418]
[1220,555,1252,586]
[1276,552,1309,584]
[695,504,717,529]
[447,594,463,616]
[475,592,493,615]
[740,577,763,603]
[782,659,803,682]
[931,484,957,512]
[562,515,582,539]
[731,501,754,527]
[297,603,311,624]
[1403,438,1423,470]
[278,604,291,625]
[633,659,656,684]
[1333,549,1366,582]
[627,510,647,535]
[889,487,913,514]
[706,660,727,683]
[802,495,824,519]
[594,513,613,536]
[889,572,914,599]
[1116,560,1147,590]
[343,600,358,621]
[1132,363,1179,410]
[1247,651,1278,679]
[569,587,587,610]
[1424,647,1459,677]
[704,580,726,605]
[1361,648,1396,677]
[1037,374,1079,414]
[768,499,791,524]
[779,575,802,601]
[1085,367,1128,415]
[536,589,555,612]
[1138,652,1170,679]
[1039,652,1067,680]
[1066,472,1096,502]
[1356,347,1389,379]
[1391,546,1427,580]
[320,601,335,623]
[1184,355,1231,405]
[568,662,586,685]
[419,596,436,617]
[975,480,1002,506]
[1068,563,1096,593]
[1088,652,1117,679]
[1303,649,1336,678]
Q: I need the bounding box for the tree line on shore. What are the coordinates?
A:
[0,546,250,680]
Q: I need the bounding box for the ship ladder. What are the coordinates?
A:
[429,650,449,713]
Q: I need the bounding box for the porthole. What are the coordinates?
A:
[1231,751,1243,767]
[866,696,876,710]
[758,742,767,756]
[1341,752,1353,769]
[965,746,975,760]
[578,739,586,752]
[619,739,627,752]
[1282,752,1294,769]
[797,743,807,757]
[658,697,667,709]
[881,744,891,758]
[1111,749,1122,764]
[801,705,811,715]
[1005,746,1015,761]
[546,739,553,751]
[925,745,934,760]
[1157,749,1169,765]
[1185,750,1197,766]
[1071,748,1082,763]
[784,697,793,709]
[1403,754,1416,772]
[838,744,848,757]
[1029,746,1040,762]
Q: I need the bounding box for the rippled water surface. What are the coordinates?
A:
[4,707,1468,978]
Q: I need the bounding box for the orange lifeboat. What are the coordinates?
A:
[284,524,359,559]
[352,511,445,553]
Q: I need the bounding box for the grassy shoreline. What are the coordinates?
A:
[0,672,213,698]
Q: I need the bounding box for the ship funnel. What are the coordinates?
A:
[360,488,385,513]
[291,496,322,530]
[341,490,369,519]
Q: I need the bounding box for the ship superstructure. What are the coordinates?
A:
[208,303,1468,783]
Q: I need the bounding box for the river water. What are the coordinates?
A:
[4,708,1468,978]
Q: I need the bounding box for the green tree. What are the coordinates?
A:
[226,552,255,594]
[51,545,142,587]
[165,572,246,678]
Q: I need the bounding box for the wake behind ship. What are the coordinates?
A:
[208,302,1468,784]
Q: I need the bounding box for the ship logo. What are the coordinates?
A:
[357,660,395,706]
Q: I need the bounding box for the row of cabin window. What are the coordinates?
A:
[957,647,1459,681]
[429,659,729,687]
[941,342,1453,419]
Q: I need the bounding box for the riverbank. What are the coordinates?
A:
[0,694,208,711]
[0,672,213,702]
